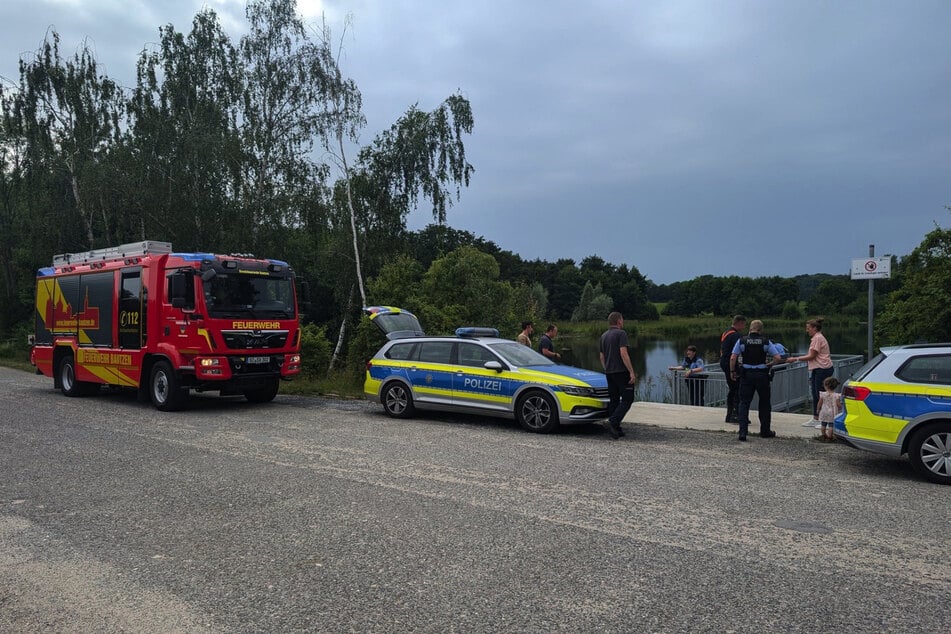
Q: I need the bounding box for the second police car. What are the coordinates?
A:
[363,307,611,433]
[835,343,951,485]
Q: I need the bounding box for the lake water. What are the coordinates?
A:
[553,325,868,403]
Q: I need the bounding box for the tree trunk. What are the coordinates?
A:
[69,169,95,247]
[329,284,354,372]
[338,134,367,307]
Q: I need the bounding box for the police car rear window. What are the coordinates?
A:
[418,341,454,364]
[385,342,417,361]
[896,354,951,385]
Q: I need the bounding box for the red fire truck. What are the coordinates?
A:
[31,241,302,410]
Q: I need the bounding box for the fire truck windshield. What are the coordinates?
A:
[203,273,295,319]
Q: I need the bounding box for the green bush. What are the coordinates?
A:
[299,323,332,379]
[781,301,803,320]
[0,322,33,361]
[0,340,16,359]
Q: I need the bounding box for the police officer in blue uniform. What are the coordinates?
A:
[729,319,784,441]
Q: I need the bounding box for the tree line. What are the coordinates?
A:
[2,0,948,375]
[0,0,475,364]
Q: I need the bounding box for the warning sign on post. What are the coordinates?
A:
[851,257,891,280]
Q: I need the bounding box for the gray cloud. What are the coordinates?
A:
[3,0,948,283]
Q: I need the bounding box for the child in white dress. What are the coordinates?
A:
[816,376,842,441]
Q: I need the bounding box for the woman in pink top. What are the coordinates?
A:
[788,317,834,422]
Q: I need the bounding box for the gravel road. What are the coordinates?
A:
[1,366,947,633]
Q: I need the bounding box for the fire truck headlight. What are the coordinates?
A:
[199,358,221,367]
[289,355,301,364]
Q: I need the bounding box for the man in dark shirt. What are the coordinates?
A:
[599,312,637,439]
[539,324,561,361]
[719,315,747,423]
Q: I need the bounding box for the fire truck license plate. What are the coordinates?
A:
[246,356,270,364]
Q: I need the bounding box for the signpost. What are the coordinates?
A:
[850,256,891,280]
[850,245,891,360]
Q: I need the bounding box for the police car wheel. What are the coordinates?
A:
[150,360,186,412]
[516,390,559,433]
[908,423,951,485]
[382,382,414,419]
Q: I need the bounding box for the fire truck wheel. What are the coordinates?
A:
[150,360,186,411]
[244,378,281,404]
[59,355,99,397]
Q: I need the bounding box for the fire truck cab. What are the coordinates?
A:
[31,241,302,410]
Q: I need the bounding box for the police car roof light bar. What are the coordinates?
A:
[53,240,173,267]
[455,327,500,338]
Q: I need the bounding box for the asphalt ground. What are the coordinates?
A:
[1,366,948,633]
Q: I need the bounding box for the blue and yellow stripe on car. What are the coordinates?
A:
[365,359,606,418]
[838,380,951,446]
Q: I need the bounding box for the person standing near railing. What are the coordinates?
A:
[787,317,834,425]
[730,320,785,441]
[719,315,747,423]
[670,345,707,406]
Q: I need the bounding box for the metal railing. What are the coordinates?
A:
[669,354,866,412]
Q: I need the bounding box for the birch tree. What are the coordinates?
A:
[7,31,123,247]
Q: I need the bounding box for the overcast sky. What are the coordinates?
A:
[2,0,949,284]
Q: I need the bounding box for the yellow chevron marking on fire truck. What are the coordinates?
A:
[197,328,213,349]
[84,364,138,387]
[35,279,54,324]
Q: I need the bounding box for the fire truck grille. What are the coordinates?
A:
[222,331,289,350]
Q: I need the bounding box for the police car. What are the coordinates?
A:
[835,343,951,484]
[363,307,610,433]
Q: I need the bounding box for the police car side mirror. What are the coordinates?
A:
[484,361,503,373]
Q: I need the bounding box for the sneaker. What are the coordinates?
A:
[605,420,620,440]
[802,419,819,427]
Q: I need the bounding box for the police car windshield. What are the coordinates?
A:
[489,341,554,366]
[203,274,294,318]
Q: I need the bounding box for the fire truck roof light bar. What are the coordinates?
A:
[52,241,173,267]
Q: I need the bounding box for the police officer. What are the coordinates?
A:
[719,315,747,423]
[729,319,784,441]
